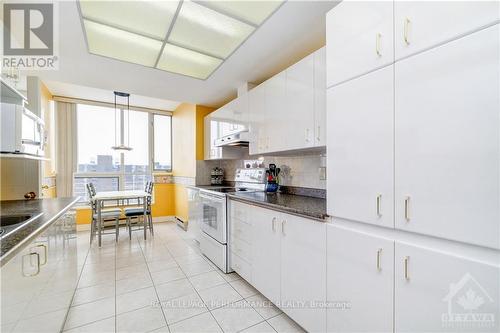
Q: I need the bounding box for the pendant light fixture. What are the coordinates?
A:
[112,91,133,151]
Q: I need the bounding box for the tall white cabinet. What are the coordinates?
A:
[395,25,499,248]
[326,1,500,332]
[327,65,394,228]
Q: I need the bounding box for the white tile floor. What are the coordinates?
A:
[63,221,305,333]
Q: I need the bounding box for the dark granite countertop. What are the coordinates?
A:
[1,197,80,266]
[227,192,328,222]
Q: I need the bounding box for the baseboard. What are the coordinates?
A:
[77,224,91,232]
[176,217,188,231]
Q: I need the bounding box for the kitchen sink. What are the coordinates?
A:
[0,213,42,238]
[0,214,34,227]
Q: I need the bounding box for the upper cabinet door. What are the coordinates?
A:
[327,225,394,333]
[395,25,500,249]
[286,55,315,150]
[395,242,500,333]
[265,72,287,153]
[327,65,394,228]
[281,213,326,333]
[248,84,266,155]
[326,0,393,87]
[314,47,327,147]
[394,1,500,60]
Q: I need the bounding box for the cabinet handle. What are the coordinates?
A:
[404,256,410,280]
[404,18,411,45]
[31,244,47,265]
[404,196,411,221]
[375,33,382,56]
[317,126,321,142]
[272,217,277,232]
[376,248,382,271]
[305,129,310,143]
[22,252,40,277]
[376,194,382,217]
[281,220,286,236]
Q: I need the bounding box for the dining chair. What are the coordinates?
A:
[124,181,154,240]
[86,183,122,245]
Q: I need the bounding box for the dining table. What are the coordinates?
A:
[92,190,151,245]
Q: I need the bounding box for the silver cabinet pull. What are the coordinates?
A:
[317,126,321,142]
[305,129,310,143]
[375,33,382,56]
[31,243,47,265]
[272,217,277,232]
[376,248,382,271]
[281,220,286,236]
[404,256,410,280]
[404,196,411,221]
[22,252,40,277]
[376,194,382,217]
[404,18,411,45]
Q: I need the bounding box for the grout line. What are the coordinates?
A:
[136,233,171,333]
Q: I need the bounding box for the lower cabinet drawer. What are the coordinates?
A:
[230,252,252,283]
[229,236,252,263]
[230,217,252,244]
[230,201,250,223]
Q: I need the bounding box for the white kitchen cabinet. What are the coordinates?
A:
[230,200,327,332]
[395,24,500,249]
[1,211,79,332]
[395,242,500,333]
[281,213,326,333]
[327,65,394,228]
[248,84,267,156]
[285,55,315,150]
[326,0,393,87]
[251,205,281,305]
[327,225,394,333]
[264,72,287,153]
[314,47,326,147]
[394,1,499,60]
[213,98,247,138]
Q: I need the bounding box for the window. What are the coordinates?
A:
[153,114,172,171]
[73,103,172,201]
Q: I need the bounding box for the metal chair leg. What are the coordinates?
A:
[127,217,132,240]
[143,215,147,240]
[115,217,119,242]
[149,214,154,236]
[98,217,102,247]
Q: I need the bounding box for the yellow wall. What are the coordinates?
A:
[172,103,197,178]
[171,104,214,222]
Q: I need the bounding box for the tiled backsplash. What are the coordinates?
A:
[197,153,327,189]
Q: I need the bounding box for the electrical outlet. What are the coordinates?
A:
[319,167,327,180]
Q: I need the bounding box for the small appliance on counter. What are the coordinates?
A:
[265,163,281,193]
[210,167,224,185]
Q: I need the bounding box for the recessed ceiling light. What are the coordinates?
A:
[168,1,255,59]
[84,20,163,67]
[157,43,222,80]
[197,0,283,25]
[78,0,284,79]
[80,0,179,40]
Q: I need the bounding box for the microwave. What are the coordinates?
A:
[1,103,45,156]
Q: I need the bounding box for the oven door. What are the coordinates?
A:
[199,191,227,244]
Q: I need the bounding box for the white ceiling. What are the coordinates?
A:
[30,0,338,109]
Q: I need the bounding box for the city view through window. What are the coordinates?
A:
[74,104,171,202]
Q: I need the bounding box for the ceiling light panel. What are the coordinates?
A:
[198,0,283,25]
[169,1,255,59]
[157,43,222,79]
[80,0,179,39]
[84,20,163,67]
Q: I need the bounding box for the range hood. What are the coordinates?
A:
[215,131,249,147]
